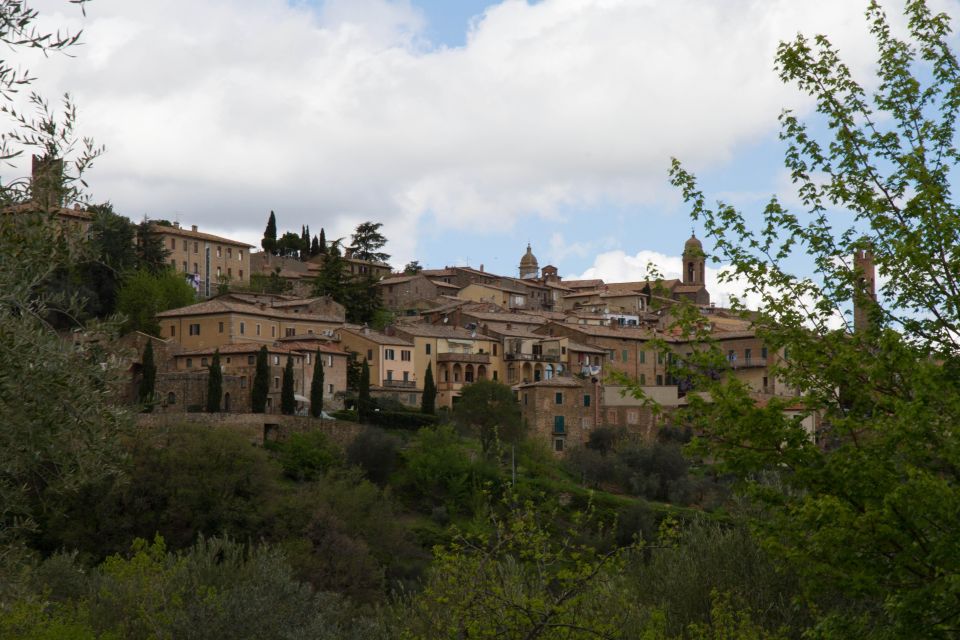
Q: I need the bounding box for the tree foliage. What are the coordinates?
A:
[252,346,269,414]
[667,1,960,635]
[282,355,296,416]
[357,359,372,422]
[310,349,325,418]
[453,379,522,455]
[261,210,277,254]
[138,340,156,412]
[349,221,389,263]
[206,349,222,413]
[115,268,195,335]
[421,361,436,415]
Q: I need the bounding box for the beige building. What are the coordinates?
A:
[153,222,253,296]
[157,298,344,351]
[376,274,462,312]
[338,326,419,406]
[458,282,529,309]
[393,323,500,408]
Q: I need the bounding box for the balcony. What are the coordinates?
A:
[437,352,490,365]
[382,379,417,388]
[728,357,768,369]
[505,352,560,363]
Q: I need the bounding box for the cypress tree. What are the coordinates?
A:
[310,349,324,418]
[262,210,278,255]
[421,360,436,415]
[281,355,296,415]
[206,349,222,413]
[138,340,157,412]
[311,234,320,257]
[318,227,327,255]
[358,359,371,421]
[252,346,269,413]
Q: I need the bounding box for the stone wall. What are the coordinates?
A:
[135,412,364,448]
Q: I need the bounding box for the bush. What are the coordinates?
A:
[369,410,438,430]
[278,430,342,482]
[331,409,359,422]
[615,441,691,504]
[347,428,400,485]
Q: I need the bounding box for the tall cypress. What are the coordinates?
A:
[358,359,371,421]
[311,234,320,257]
[252,346,269,413]
[281,355,296,415]
[206,349,222,413]
[421,360,436,415]
[310,349,325,418]
[262,211,278,254]
[318,227,327,255]
[138,340,157,412]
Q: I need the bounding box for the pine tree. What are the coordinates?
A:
[281,355,296,415]
[262,210,278,255]
[206,349,222,413]
[310,349,325,418]
[310,234,320,257]
[252,346,269,413]
[318,228,327,255]
[358,358,371,421]
[421,360,436,415]
[350,221,390,263]
[138,340,156,412]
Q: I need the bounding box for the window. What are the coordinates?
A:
[271,326,276,337]
[217,266,221,277]
[555,392,563,405]
[639,350,646,364]
[554,438,564,452]
[239,270,243,279]
[170,325,176,337]
[186,358,193,368]
[193,241,198,253]
[582,417,592,429]
[170,259,176,268]
[627,410,639,425]
[218,322,224,333]
[183,239,187,251]
[285,328,295,337]
[401,350,411,361]
[621,349,628,362]
[425,343,431,355]
[228,268,232,278]
[493,344,498,356]
[247,355,255,365]
[227,247,232,258]
[763,376,769,391]
[608,349,616,361]
[274,376,280,389]
[640,374,646,385]
[657,352,664,364]
[256,324,261,336]
[273,355,280,365]
[761,347,768,359]
[409,394,418,404]
[328,383,333,394]
[583,394,591,407]
[523,393,528,405]
[403,371,409,381]
[367,349,373,360]
[656,374,663,385]
[240,322,245,335]
[745,348,752,361]
[240,377,247,388]
[239,250,243,260]
[193,262,198,273]
[493,371,498,381]
[727,349,736,362]
[385,349,395,360]
[170,238,176,250]
[561,346,567,355]
[306,353,312,364]
[386,370,393,381]
[216,246,222,257]
[201,357,208,366]
[607,409,618,424]
[189,324,200,336]
[327,355,333,367]
[553,415,565,433]
[182,261,187,271]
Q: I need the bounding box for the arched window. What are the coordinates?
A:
[167,392,176,405]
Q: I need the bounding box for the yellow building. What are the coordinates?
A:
[157,298,343,351]
[393,323,501,408]
[152,222,253,296]
[337,326,419,406]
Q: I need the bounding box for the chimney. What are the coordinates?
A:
[853,247,876,333]
[191,224,198,232]
[480,264,484,272]
[173,221,181,229]
[30,155,65,209]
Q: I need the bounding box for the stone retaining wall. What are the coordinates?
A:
[135,412,364,448]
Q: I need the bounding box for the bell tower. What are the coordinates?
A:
[682,233,705,285]
[853,248,876,333]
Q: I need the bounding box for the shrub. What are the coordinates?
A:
[278,430,342,482]
[369,410,438,430]
[347,427,400,485]
[331,409,358,422]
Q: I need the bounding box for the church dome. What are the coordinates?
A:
[520,244,539,268]
[684,233,703,252]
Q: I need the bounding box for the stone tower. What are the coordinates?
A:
[853,248,876,333]
[682,233,705,286]
[519,244,539,280]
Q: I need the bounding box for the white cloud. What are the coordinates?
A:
[10,0,947,266]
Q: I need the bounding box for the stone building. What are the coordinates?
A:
[519,377,601,455]
[338,326,420,407]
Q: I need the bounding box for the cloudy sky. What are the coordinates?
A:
[13,0,958,303]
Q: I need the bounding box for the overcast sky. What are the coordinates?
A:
[13,0,959,305]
